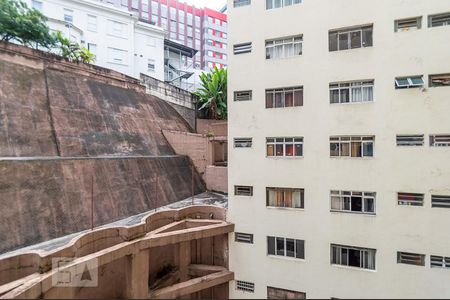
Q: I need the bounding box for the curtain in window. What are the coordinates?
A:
[339,88,350,103]
[366,250,375,269]
[285,144,294,156]
[284,42,294,57]
[340,142,350,156]
[267,144,274,156]
[294,90,303,106]
[294,144,302,156]
[351,87,362,102]
[267,189,278,206]
[338,32,349,50]
[266,92,274,108]
[350,31,361,49]
[330,90,339,103]
[275,92,283,107]
[266,0,273,9]
[363,141,373,157]
[266,46,274,59]
[285,91,294,107]
[276,144,283,156]
[351,141,362,157]
[274,44,283,59]
[285,191,292,207]
[362,27,373,47]
[293,190,302,208]
[294,42,302,55]
[363,86,373,101]
[277,191,284,207]
[331,196,341,210]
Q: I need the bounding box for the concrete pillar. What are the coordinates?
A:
[124,250,149,299]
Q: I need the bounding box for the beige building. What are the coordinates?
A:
[227,0,450,298]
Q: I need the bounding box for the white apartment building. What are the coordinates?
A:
[228,0,450,298]
[28,0,165,80]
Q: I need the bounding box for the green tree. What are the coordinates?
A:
[0,0,54,49]
[194,67,227,120]
[53,31,95,63]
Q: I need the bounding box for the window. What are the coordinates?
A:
[331,244,376,270]
[330,81,374,104]
[234,138,252,148]
[397,252,425,266]
[32,0,42,11]
[235,232,254,244]
[235,185,253,196]
[233,42,252,54]
[429,73,450,87]
[266,36,302,59]
[396,135,424,146]
[236,280,254,293]
[397,192,424,206]
[147,59,155,72]
[87,43,96,57]
[234,90,252,102]
[330,190,376,214]
[429,12,450,27]
[107,47,127,65]
[108,20,127,38]
[267,236,305,259]
[266,188,304,209]
[329,25,373,51]
[87,15,97,32]
[395,17,422,32]
[430,135,450,147]
[431,195,450,208]
[267,287,306,299]
[266,86,303,108]
[266,0,302,10]
[431,256,450,268]
[330,136,374,158]
[395,76,424,89]
[234,0,251,7]
[266,137,303,157]
[64,8,73,23]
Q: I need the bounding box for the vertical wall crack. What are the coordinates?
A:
[43,68,61,157]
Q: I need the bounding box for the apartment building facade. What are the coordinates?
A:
[228,0,450,298]
[100,0,228,71]
[29,0,166,80]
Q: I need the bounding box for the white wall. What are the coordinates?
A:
[28,0,165,80]
[227,0,450,298]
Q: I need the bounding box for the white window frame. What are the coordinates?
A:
[147,59,156,73]
[107,47,128,66]
[397,192,424,206]
[266,187,305,209]
[266,86,303,108]
[108,19,127,39]
[63,8,73,24]
[330,190,376,214]
[329,81,374,104]
[330,136,375,158]
[265,35,302,59]
[329,25,373,51]
[266,0,302,10]
[266,137,304,158]
[331,244,376,270]
[234,138,253,148]
[395,76,424,89]
[267,236,305,259]
[431,255,450,268]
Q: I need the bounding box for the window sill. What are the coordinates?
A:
[330,210,376,216]
[329,156,374,160]
[331,264,376,273]
[107,33,128,40]
[330,101,374,105]
[266,55,302,61]
[266,106,304,109]
[267,156,304,159]
[267,255,305,263]
[267,207,305,212]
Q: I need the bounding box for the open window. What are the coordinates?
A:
[395,76,424,89]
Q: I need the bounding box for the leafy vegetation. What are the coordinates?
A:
[0,0,94,63]
[194,67,227,120]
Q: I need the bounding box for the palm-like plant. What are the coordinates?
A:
[194,67,227,120]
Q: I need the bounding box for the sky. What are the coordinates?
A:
[182,0,227,11]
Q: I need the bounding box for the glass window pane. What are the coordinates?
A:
[338,32,349,50]
[351,141,362,157]
[330,89,340,103]
[286,239,295,257]
[329,32,338,51]
[351,196,363,212]
[295,144,303,156]
[351,31,361,48]
[341,142,350,156]
[363,142,374,157]
[275,92,283,107]
[276,144,284,156]
[363,86,373,101]
[283,91,293,107]
[268,236,275,255]
[330,143,340,156]
[293,191,302,208]
[340,88,350,103]
[276,237,285,256]
[343,197,351,210]
[348,249,362,268]
[267,144,274,156]
[286,144,294,156]
[296,240,304,259]
[331,196,341,210]
[294,90,303,106]
[364,197,375,213]
[267,189,278,206]
[266,92,274,108]
[362,27,373,47]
